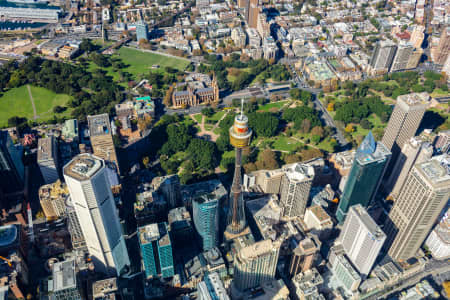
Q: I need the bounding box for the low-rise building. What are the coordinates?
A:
[39,180,69,221]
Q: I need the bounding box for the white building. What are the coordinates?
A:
[280,163,315,218]
[231,27,247,48]
[198,272,230,300]
[37,136,59,184]
[0,3,61,22]
[247,28,261,48]
[425,208,450,260]
[63,154,130,276]
[338,205,386,276]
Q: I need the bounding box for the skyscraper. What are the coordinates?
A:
[151,174,181,209]
[37,136,59,184]
[369,40,397,73]
[288,237,318,277]
[390,41,414,72]
[338,205,386,276]
[247,0,259,28]
[279,163,315,218]
[432,26,450,65]
[87,114,120,173]
[410,25,425,49]
[336,132,391,223]
[0,131,24,195]
[425,207,450,260]
[138,222,174,279]
[385,156,450,261]
[233,238,281,291]
[193,193,219,251]
[226,101,252,239]
[63,154,129,275]
[386,137,433,198]
[136,21,149,42]
[381,92,428,170]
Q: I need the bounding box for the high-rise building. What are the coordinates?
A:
[151,174,181,209]
[288,237,318,277]
[385,156,450,261]
[390,42,414,72]
[231,27,247,48]
[226,102,252,239]
[425,207,450,260]
[279,163,315,218]
[50,259,82,299]
[136,21,149,42]
[198,272,230,300]
[338,205,386,276]
[410,25,425,49]
[331,255,361,293]
[369,40,397,73]
[405,47,423,69]
[87,114,119,173]
[138,222,174,279]
[38,180,68,220]
[168,206,194,246]
[381,92,428,174]
[386,137,433,198]
[336,132,391,223]
[247,0,259,28]
[432,27,450,65]
[434,130,450,154]
[0,131,24,195]
[193,193,219,251]
[442,54,450,79]
[63,154,129,275]
[233,238,281,291]
[37,136,59,184]
[66,196,86,250]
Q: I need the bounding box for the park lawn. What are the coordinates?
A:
[317,138,336,153]
[87,47,190,86]
[222,150,235,159]
[207,110,226,122]
[431,88,450,98]
[272,136,302,152]
[193,114,203,124]
[0,85,72,127]
[258,100,289,112]
[213,127,221,135]
[116,47,189,77]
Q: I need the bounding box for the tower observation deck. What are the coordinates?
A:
[226,101,252,237]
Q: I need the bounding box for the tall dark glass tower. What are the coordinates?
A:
[336,132,391,223]
[226,102,252,237]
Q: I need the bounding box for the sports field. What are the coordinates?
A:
[0,85,72,127]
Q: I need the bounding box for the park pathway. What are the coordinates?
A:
[26,85,38,120]
[190,114,220,141]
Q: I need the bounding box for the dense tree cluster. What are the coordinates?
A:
[248,112,279,137]
[289,88,313,104]
[282,106,322,130]
[334,96,391,124]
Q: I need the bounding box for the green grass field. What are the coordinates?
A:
[272,136,302,152]
[0,85,72,127]
[258,100,289,112]
[87,47,190,86]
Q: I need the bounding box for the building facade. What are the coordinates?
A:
[0,131,24,195]
[390,42,413,72]
[338,205,386,276]
[138,222,174,279]
[288,237,318,277]
[279,163,315,218]
[136,21,149,41]
[233,239,281,291]
[37,136,59,184]
[385,156,450,261]
[369,40,397,73]
[87,114,120,172]
[336,132,391,223]
[386,137,433,198]
[425,208,450,260]
[172,76,219,108]
[63,154,130,275]
[193,193,219,251]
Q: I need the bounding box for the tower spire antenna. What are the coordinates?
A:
[240,99,244,118]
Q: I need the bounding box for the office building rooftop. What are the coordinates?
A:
[350,205,386,241]
[92,278,118,299]
[283,163,315,181]
[138,223,160,245]
[0,225,18,248]
[37,136,56,163]
[397,92,429,107]
[87,114,111,137]
[417,155,450,184]
[52,259,77,292]
[240,239,273,260]
[64,154,103,181]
